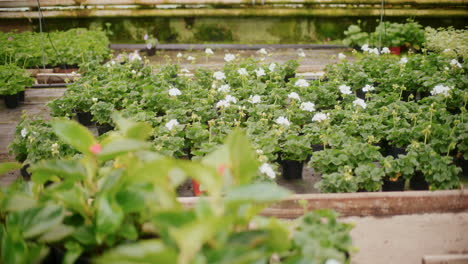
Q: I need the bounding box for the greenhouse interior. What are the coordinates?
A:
[0,0,467,263]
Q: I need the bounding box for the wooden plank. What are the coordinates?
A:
[0,8,466,18]
[110,43,349,50]
[422,255,468,264]
[36,72,81,84]
[0,0,465,8]
[179,190,468,218]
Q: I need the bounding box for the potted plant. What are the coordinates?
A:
[90,101,115,135]
[143,33,158,56]
[0,64,33,108]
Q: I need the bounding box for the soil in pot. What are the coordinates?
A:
[280,159,304,180]
[4,93,20,108]
[20,164,31,180]
[18,90,25,101]
[382,176,405,191]
[409,171,429,190]
[76,112,94,126]
[97,123,114,135]
[387,145,407,159]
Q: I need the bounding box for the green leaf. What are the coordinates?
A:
[227,129,260,185]
[98,139,150,161]
[225,183,291,204]
[0,162,21,176]
[38,224,74,242]
[95,195,124,244]
[113,112,152,140]
[3,193,37,212]
[171,218,218,264]
[15,204,65,239]
[176,160,222,197]
[51,119,96,154]
[31,159,87,184]
[94,239,177,264]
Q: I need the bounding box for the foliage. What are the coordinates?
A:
[0,64,33,95]
[0,117,354,263]
[0,28,110,68]
[424,27,468,60]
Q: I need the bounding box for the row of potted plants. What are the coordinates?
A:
[342,19,426,54]
[0,28,111,69]
[1,117,354,263]
[11,49,467,192]
[0,64,34,108]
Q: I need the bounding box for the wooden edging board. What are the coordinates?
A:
[179,190,468,218]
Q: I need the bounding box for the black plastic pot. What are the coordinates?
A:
[76,112,94,126]
[382,177,405,192]
[356,89,366,100]
[97,123,114,136]
[4,93,20,108]
[18,90,25,101]
[409,171,429,190]
[387,145,407,159]
[42,246,91,264]
[146,47,156,56]
[284,73,295,83]
[311,144,324,152]
[280,159,304,180]
[453,154,468,177]
[20,164,31,180]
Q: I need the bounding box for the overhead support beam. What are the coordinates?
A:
[1,8,467,18]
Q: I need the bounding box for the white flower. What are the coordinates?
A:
[443,49,451,53]
[300,101,315,112]
[298,51,306,57]
[224,95,237,104]
[381,47,390,54]
[21,128,27,138]
[165,119,179,131]
[257,48,268,55]
[338,53,347,60]
[255,68,265,77]
[276,116,290,127]
[187,56,195,61]
[169,88,182,96]
[216,100,230,108]
[51,143,59,155]
[259,163,276,179]
[180,68,190,73]
[325,259,342,264]
[312,112,329,122]
[353,98,367,109]
[362,84,375,92]
[338,84,352,95]
[128,50,141,61]
[249,95,261,104]
[431,84,451,96]
[400,57,408,64]
[92,97,98,103]
[361,44,369,52]
[110,60,116,65]
[217,84,230,93]
[131,70,137,75]
[205,48,214,55]
[176,52,183,58]
[256,149,264,155]
[238,68,248,76]
[213,71,226,80]
[224,53,235,62]
[269,63,276,72]
[367,48,379,55]
[294,79,309,88]
[450,59,462,68]
[288,92,301,101]
[146,43,152,50]
[143,34,148,41]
